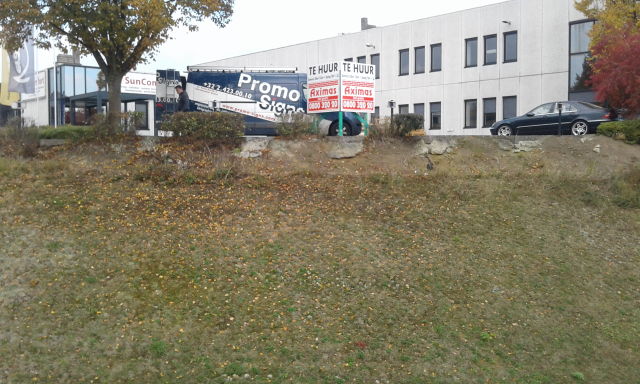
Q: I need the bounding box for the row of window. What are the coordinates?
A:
[345,31,517,79]
[375,96,517,130]
[399,31,518,76]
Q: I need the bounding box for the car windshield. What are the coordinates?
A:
[528,103,555,115]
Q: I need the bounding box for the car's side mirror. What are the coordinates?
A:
[526,113,534,117]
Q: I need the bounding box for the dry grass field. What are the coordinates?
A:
[1,135,639,383]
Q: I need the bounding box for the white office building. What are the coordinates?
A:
[197,0,595,135]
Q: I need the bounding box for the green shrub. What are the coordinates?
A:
[368,114,424,138]
[161,112,244,143]
[367,117,393,139]
[392,113,425,136]
[122,112,146,133]
[39,125,96,141]
[277,113,317,138]
[597,120,640,144]
[0,117,40,157]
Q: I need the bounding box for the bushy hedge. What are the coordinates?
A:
[39,125,96,141]
[0,117,40,157]
[392,114,425,137]
[277,113,317,138]
[161,112,244,142]
[369,114,425,138]
[597,120,640,144]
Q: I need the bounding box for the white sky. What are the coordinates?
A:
[7,0,506,75]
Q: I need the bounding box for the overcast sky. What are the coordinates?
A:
[23,0,505,74]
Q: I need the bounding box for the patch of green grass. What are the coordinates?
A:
[223,362,245,376]
[39,125,95,141]
[571,372,585,381]
[480,331,496,342]
[45,241,63,252]
[150,339,168,358]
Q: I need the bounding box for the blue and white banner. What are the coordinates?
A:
[8,38,35,94]
[186,71,307,122]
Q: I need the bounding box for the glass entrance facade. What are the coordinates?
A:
[47,65,153,129]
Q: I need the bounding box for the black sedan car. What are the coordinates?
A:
[490,101,616,136]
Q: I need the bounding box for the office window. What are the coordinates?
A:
[464,99,477,128]
[569,21,595,92]
[134,102,149,130]
[399,49,409,76]
[504,31,518,63]
[414,46,425,74]
[483,98,496,127]
[370,54,380,79]
[357,56,367,64]
[430,102,441,130]
[465,38,478,67]
[414,103,425,117]
[431,43,442,72]
[503,96,517,119]
[398,104,409,115]
[374,106,380,119]
[344,58,353,62]
[484,35,497,65]
[73,67,85,95]
[85,67,101,93]
[62,66,74,97]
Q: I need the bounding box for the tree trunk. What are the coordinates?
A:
[105,72,124,135]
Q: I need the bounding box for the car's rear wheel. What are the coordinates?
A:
[329,121,353,136]
[497,125,513,136]
[571,120,589,136]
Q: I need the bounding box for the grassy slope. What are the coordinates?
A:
[0,140,639,384]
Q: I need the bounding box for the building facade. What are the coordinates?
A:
[198,0,595,135]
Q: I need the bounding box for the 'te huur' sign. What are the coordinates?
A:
[307,61,376,114]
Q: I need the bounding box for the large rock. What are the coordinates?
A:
[429,139,451,155]
[236,137,273,158]
[414,137,456,156]
[513,140,542,153]
[327,136,364,159]
[269,140,306,158]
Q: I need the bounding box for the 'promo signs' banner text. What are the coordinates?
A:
[307,61,375,114]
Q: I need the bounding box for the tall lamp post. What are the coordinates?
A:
[557,102,563,136]
[388,99,396,126]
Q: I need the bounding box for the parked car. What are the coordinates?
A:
[490,101,618,136]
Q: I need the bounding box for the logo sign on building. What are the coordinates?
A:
[307,61,375,114]
[121,72,156,95]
